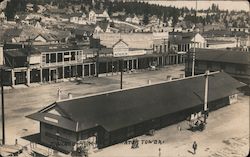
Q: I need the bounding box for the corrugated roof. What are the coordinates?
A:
[27,72,244,132]
[192,48,250,65]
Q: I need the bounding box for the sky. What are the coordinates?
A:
[145,0,249,11]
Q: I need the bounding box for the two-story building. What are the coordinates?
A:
[3,44,96,86]
[169,32,207,53]
[88,10,110,24]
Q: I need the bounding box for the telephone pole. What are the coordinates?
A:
[192,0,198,76]
[203,70,210,124]
[120,60,123,89]
[1,68,5,145]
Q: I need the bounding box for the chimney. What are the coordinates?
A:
[166,75,172,81]
[179,74,185,78]
[68,93,73,99]
[0,43,3,66]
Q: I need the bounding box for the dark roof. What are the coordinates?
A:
[202,30,232,37]
[96,21,109,31]
[169,32,196,38]
[191,48,250,65]
[72,26,95,35]
[27,72,244,132]
[207,40,235,45]
[202,30,249,37]
[3,28,23,42]
[112,39,128,48]
[4,47,40,57]
[170,38,194,44]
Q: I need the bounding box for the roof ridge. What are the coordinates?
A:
[56,71,220,103]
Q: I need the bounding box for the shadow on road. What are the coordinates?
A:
[187,150,194,155]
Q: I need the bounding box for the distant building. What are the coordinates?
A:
[26,72,243,153]
[125,15,140,25]
[206,40,237,49]
[0,11,7,22]
[185,48,250,84]
[169,32,207,53]
[88,10,110,24]
[230,27,250,33]
[70,13,87,25]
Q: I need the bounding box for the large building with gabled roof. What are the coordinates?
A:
[185,48,250,84]
[26,72,244,153]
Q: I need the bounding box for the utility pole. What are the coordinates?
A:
[192,0,198,76]
[203,70,209,124]
[95,41,100,78]
[120,60,123,89]
[1,68,5,145]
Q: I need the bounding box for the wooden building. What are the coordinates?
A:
[185,48,250,84]
[26,72,243,153]
[3,44,96,86]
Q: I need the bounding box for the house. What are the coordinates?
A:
[26,3,34,12]
[112,39,129,57]
[88,10,110,24]
[26,71,244,153]
[169,32,207,53]
[33,34,59,44]
[185,48,250,84]
[71,26,95,41]
[70,13,88,25]
[125,15,140,25]
[94,22,110,34]
[0,11,7,22]
[230,27,250,33]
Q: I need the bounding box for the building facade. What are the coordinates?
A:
[3,44,96,86]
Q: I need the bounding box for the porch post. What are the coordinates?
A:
[27,68,30,86]
[89,63,91,76]
[136,58,139,69]
[49,69,51,83]
[82,64,85,78]
[11,69,15,86]
[40,69,42,83]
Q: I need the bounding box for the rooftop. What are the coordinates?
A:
[27,72,244,132]
[191,48,250,65]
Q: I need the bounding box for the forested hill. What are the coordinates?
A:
[4,0,248,27]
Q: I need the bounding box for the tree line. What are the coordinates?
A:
[4,0,247,27]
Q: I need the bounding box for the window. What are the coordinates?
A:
[57,53,63,62]
[71,52,76,61]
[64,52,70,62]
[50,53,56,63]
[42,54,46,63]
[46,54,50,63]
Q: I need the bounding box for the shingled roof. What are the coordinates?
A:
[27,72,244,132]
